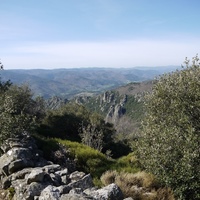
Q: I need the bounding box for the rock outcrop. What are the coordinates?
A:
[0,135,124,200]
[105,104,126,124]
[45,96,68,110]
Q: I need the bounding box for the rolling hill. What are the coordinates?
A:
[0,66,179,99]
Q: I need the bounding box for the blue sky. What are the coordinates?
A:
[0,0,200,69]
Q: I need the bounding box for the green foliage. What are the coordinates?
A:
[56,139,113,179]
[136,55,200,200]
[55,139,141,187]
[111,153,141,173]
[0,78,12,92]
[37,103,89,141]
[31,135,140,187]
[38,103,116,155]
[0,84,44,143]
[105,139,132,159]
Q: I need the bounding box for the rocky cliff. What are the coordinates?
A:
[77,81,153,134]
[0,134,127,200]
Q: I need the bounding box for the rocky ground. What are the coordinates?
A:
[0,134,133,200]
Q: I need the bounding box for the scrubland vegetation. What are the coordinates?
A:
[0,56,199,199]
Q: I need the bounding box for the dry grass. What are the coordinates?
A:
[100,170,118,186]
[101,170,157,188]
[132,171,158,188]
[155,187,175,200]
[100,170,175,200]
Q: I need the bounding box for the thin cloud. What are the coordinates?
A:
[2,38,200,69]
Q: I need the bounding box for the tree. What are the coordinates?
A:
[37,103,90,141]
[0,78,12,92]
[0,84,44,143]
[136,55,200,200]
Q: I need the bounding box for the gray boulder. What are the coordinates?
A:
[60,193,93,200]
[23,182,47,200]
[67,174,94,190]
[27,168,46,184]
[0,136,127,200]
[38,185,60,200]
[85,183,124,200]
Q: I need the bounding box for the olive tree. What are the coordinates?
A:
[136,55,200,200]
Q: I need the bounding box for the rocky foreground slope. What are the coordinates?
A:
[0,134,132,200]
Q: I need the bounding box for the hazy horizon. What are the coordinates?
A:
[3,65,181,70]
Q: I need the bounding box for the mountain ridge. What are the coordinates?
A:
[0,66,180,99]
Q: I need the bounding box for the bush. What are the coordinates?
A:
[136,55,200,200]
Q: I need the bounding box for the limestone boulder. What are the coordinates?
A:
[85,183,124,200]
[0,136,129,200]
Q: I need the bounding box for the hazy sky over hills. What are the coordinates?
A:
[1,0,200,69]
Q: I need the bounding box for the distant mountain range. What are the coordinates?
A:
[0,66,180,99]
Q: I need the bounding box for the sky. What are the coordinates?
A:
[0,0,200,69]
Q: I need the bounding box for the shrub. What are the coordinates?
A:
[136,55,200,200]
